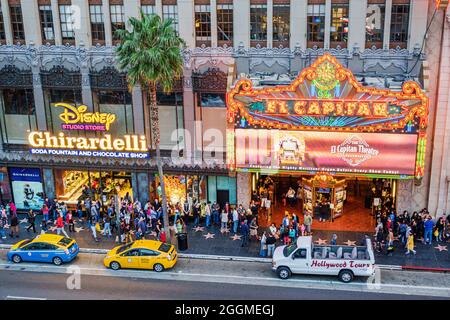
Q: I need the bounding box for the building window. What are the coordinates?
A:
[162,5,178,33]
[155,92,184,151]
[307,4,325,45]
[90,5,105,43]
[366,2,385,46]
[390,4,409,47]
[330,4,349,45]
[250,4,267,42]
[110,5,125,41]
[44,89,83,134]
[217,4,233,43]
[59,5,75,40]
[39,5,55,42]
[273,4,290,45]
[9,5,25,42]
[0,4,6,41]
[195,5,211,45]
[198,93,226,108]
[0,89,37,144]
[141,5,156,16]
[95,90,133,136]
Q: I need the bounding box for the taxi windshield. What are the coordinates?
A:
[158,243,171,253]
[18,239,32,248]
[57,237,73,247]
[117,242,134,254]
[283,243,297,257]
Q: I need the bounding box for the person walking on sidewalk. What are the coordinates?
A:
[405,232,416,255]
[205,201,212,228]
[55,214,69,238]
[26,210,36,233]
[40,219,48,235]
[259,231,267,257]
[42,203,49,222]
[241,220,249,247]
[9,212,19,238]
[304,212,312,236]
[232,208,239,234]
[67,211,75,233]
[88,214,98,241]
[423,215,434,245]
[266,233,276,257]
[0,210,7,240]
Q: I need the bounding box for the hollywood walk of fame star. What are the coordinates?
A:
[434,244,448,252]
[74,227,84,233]
[343,240,357,246]
[314,238,327,245]
[230,234,242,241]
[150,231,158,237]
[203,232,215,239]
[193,226,204,232]
[220,228,230,234]
[19,218,28,224]
[48,226,57,232]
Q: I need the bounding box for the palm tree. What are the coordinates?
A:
[115,12,184,243]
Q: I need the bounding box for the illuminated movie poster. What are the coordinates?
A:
[9,168,45,210]
[235,129,418,176]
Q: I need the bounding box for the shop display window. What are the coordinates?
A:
[153,174,207,207]
[54,169,133,206]
[0,88,37,144]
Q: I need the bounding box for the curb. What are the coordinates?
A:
[2,244,449,272]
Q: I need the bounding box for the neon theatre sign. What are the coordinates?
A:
[28,103,149,159]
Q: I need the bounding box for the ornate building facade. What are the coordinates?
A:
[0,0,447,220]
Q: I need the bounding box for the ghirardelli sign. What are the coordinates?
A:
[330,135,379,167]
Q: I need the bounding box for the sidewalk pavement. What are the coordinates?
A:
[1,214,449,271]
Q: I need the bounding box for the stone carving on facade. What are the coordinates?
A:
[40,65,82,89]
[192,68,227,93]
[0,65,33,88]
[89,66,127,90]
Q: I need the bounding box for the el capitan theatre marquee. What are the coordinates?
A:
[28,103,149,159]
[226,54,429,182]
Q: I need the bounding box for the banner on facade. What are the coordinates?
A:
[235,129,418,176]
[9,168,45,210]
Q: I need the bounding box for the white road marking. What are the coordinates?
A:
[6,295,47,300]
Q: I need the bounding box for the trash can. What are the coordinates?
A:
[177,232,188,251]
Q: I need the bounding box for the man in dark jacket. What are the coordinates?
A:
[241,220,249,247]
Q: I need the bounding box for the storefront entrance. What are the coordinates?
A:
[54,169,133,208]
[252,172,397,232]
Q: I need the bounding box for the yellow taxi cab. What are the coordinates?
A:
[8,234,79,266]
[104,240,177,272]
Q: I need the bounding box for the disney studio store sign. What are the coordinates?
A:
[28,103,149,159]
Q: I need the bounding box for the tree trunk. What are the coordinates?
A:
[148,84,171,244]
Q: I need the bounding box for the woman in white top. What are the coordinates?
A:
[221,210,228,230]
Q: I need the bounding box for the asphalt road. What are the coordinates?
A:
[0,271,443,300]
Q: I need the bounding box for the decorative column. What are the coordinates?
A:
[155,0,163,17]
[210,0,218,47]
[123,0,139,31]
[396,179,413,214]
[267,0,273,48]
[136,172,150,204]
[290,0,307,49]
[236,172,251,206]
[102,0,113,46]
[383,0,392,50]
[178,0,195,48]
[408,0,428,52]
[1,0,13,44]
[42,168,56,200]
[233,0,250,48]
[51,0,63,45]
[132,85,145,135]
[348,0,367,52]
[324,0,332,49]
[21,0,42,45]
[72,0,91,47]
